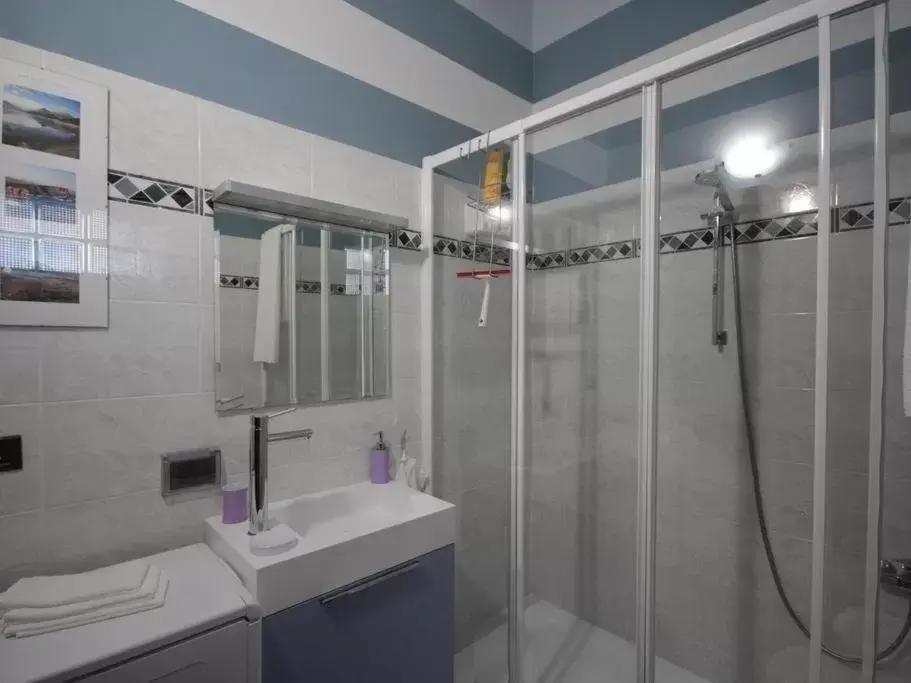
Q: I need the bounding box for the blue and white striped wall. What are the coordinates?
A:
[0,0,532,168]
[3,0,907,200]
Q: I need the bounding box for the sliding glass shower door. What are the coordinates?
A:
[424,3,904,682]
[523,91,643,683]
[654,22,822,683]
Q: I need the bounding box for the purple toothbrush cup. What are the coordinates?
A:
[222,483,248,524]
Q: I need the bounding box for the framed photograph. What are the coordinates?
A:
[0,59,108,327]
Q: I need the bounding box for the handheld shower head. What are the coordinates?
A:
[694,164,735,213]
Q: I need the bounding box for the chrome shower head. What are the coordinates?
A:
[694,164,735,213]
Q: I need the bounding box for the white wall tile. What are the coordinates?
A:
[0,38,44,68]
[40,52,201,184]
[199,101,313,195]
[311,135,413,221]
[42,301,200,401]
[0,329,43,405]
[0,405,43,516]
[109,203,200,303]
[42,394,218,507]
[0,489,220,589]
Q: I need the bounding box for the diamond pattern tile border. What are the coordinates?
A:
[569,239,637,265]
[527,250,567,271]
[838,199,911,231]
[108,171,198,213]
[218,275,385,295]
[732,210,819,244]
[111,168,911,276]
[393,228,422,251]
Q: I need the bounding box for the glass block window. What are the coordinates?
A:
[38,200,82,238]
[38,239,83,274]
[0,234,35,270]
[3,197,35,233]
[88,244,108,275]
[345,247,362,271]
[345,272,361,295]
[0,193,107,279]
[86,209,108,241]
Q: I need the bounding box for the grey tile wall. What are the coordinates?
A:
[522,226,911,683]
[433,255,512,653]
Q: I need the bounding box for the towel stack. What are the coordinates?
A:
[0,562,169,638]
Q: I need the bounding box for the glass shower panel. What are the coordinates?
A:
[433,144,513,683]
[656,24,820,683]
[879,1,911,678]
[821,7,878,682]
[327,230,363,400]
[293,224,323,404]
[525,92,642,683]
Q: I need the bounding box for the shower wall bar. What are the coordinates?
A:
[420,2,889,682]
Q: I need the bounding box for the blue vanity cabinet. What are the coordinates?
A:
[262,545,454,683]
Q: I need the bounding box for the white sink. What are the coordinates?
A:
[205,481,456,616]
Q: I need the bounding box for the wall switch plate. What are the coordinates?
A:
[0,435,23,473]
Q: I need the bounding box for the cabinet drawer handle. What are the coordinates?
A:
[320,560,420,605]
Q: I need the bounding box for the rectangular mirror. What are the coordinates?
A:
[212,182,395,413]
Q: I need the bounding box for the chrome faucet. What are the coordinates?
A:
[249,407,313,535]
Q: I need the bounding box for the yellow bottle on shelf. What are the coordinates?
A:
[482,149,507,205]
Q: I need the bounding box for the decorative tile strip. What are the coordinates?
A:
[219,273,243,288]
[202,188,214,217]
[837,199,911,232]
[219,275,384,295]
[108,170,198,213]
[659,228,716,254]
[568,239,637,265]
[392,228,422,251]
[528,250,567,271]
[109,169,911,276]
[892,197,911,224]
[433,236,460,258]
[733,210,818,244]
[296,280,320,294]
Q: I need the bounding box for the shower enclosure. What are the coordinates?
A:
[422,1,911,681]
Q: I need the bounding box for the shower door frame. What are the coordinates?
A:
[420,1,893,681]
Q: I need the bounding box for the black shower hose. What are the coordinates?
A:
[728,224,911,665]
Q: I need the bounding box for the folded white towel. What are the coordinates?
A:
[2,566,161,625]
[3,572,169,638]
[0,562,149,612]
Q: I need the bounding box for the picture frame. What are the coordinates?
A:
[0,59,109,327]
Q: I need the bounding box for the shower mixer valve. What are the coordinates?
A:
[880,559,911,598]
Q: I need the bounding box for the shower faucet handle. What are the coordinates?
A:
[880,558,911,598]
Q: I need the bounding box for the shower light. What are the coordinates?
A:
[781,183,816,213]
[724,135,781,179]
[488,203,512,222]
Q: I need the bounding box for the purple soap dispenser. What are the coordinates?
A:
[370,431,391,484]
